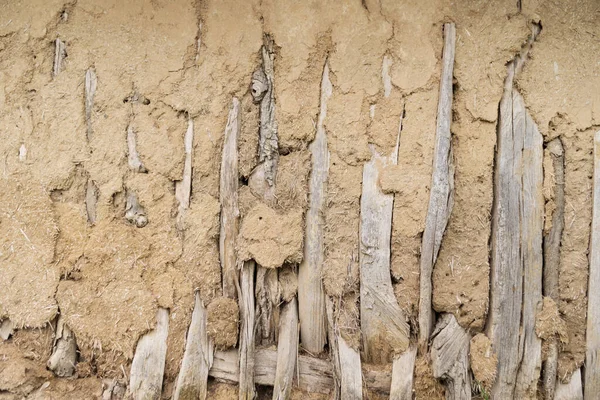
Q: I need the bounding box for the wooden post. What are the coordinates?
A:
[390,347,417,400]
[129,308,169,400]
[584,130,600,399]
[431,314,471,400]
[542,138,565,399]
[173,293,213,400]
[298,62,331,355]
[220,99,241,300]
[556,368,583,400]
[418,22,455,351]
[239,261,256,400]
[272,299,298,400]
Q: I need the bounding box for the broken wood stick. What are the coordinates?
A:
[298,61,331,355]
[85,68,97,141]
[431,314,471,400]
[175,119,194,212]
[220,98,240,299]
[390,346,417,400]
[542,138,565,399]
[238,261,256,400]
[47,315,77,377]
[418,22,455,351]
[556,368,583,400]
[86,179,97,225]
[515,100,544,398]
[585,130,600,400]
[272,299,298,400]
[127,125,146,173]
[129,308,169,400]
[173,293,213,400]
[125,191,148,228]
[53,38,66,77]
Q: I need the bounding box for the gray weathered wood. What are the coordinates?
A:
[515,105,544,398]
[220,99,240,299]
[338,334,362,400]
[47,316,77,377]
[390,346,417,400]
[173,293,213,400]
[85,68,97,141]
[556,368,583,400]
[542,138,565,400]
[86,179,97,224]
[53,38,66,77]
[129,308,169,400]
[0,319,13,341]
[431,314,471,400]
[238,261,256,400]
[418,22,455,350]
[125,191,148,228]
[298,62,331,355]
[175,119,194,212]
[127,125,146,173]
[256,267,279,345]
[272,299,299,400]
[584,130,600,400]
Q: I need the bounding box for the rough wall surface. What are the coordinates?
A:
[0,0,598,398]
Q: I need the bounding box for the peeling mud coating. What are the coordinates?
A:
[0,0,599,399]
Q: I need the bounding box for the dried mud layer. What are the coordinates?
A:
[0,0,599,399]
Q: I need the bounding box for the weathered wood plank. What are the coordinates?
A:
[272,299,299,400]
[431,314,471,400]
[175,119,194,212]
[220,99,240,299]
[338,334,362,400]
[85,68,97,141]
[238,261,256,400]
[255,267,279,345]
[53,38,66,77]
[584,130,600,400]
[47,316,77,377]
[129,308,169,400]
[390,347,417,400]
[173,293,213,400]
[542,138,564,399]
[418,22,455,350]
[515,105,544,398]
[298,61,331,355]
[556,368,583,400]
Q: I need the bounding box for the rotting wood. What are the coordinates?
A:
[86,178,97,224]
[542,138,565,400]
[584,130,600,400]
[85,68,97,141]
[127,125,146,173]
[390,346,417,400]
[238,261,256,400]
[125,191,148,228]
[272,299,299,400]
[431,313,471,400]
[175,118,194,213]
[53,38,66,77]
[47,316,77,377]
[418,22,455,351]
[515,100,544,398]
[102,379,126,400]
[220,98,241,300]
[298,61,331,355]
[0,319,13,341]
[129,308,169,400]
[556,368,583,400]
[173,292,213,400]
[256,267,279,345]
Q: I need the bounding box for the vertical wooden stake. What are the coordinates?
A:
[272,299,298,400]
[556,368,583,400]
[220,99,241,299]
[53,38,66,77]
[173,293,213,400]
[129,308,169,400]
[418,22,455,351]
[390,347,417,400]
[47,316,77,377]
[298,62,331,354]
[127,125,146,173]
[584,130,600,399]
[239,261,256,400]
[85,68,97,141]
[175,119,194,212]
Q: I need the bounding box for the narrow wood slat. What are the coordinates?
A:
[390,347,417,400]
[556,368,583,400]
[272,299,299,400]
[238,261,256,400]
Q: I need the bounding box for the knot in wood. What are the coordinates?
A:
[251,68,268,102]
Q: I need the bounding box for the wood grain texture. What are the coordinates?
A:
[238,261,256,400]
[418,22,455,350]
[220,99,240,299]
[47,316,77,377]
[298,62,331,355]
[53,38,66,77]
[338,334,362,400]
[175,119,194,212]
[85,68,97,141]
[542,138,564,400]
[390,346,417,400]
[431,314,471,400]
[173,293,213,400]
[515,104,544,398]
[129,308,169,400]
[556,368,583,400]
[272,299,299,400]
[584,130,600,400]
